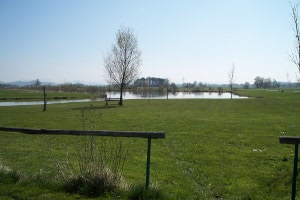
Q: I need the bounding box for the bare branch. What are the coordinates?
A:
[228,64,236,84]
[228,64,236,99]
[103,26,142,105]
[289,1,300,72]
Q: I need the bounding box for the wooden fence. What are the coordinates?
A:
[0,126,166,188]
[280,136,300,200]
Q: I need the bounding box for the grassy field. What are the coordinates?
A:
[0,89,300,199]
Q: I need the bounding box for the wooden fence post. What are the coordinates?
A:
[292,144,299,200]
[279,136,300,200]
[146,138,151,188]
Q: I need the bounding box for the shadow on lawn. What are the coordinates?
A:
[72,105,120,110]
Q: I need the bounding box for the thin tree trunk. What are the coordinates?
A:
[43,86,47,111]
[119,84,123,106]
[230,84,233,99]
[167,81,169,100]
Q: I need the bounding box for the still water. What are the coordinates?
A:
[0,99,95,107]
[108,91,246,99]
[0,92,246,107]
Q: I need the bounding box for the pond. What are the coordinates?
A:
[0,92,247,107]
[0,99,96,107]
[107,91,246,99]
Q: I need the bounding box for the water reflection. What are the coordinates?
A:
[0,99,96,107]
[106,91,246,99]
[0,92,246,107]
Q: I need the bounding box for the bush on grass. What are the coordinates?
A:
[63,166,122,197]
[0,164,21,184]
[127,183,165,200]
[57,105,129,197]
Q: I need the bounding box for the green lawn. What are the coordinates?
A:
[0,89,299,199]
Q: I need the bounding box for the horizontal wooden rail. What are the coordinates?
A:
[0,127,165,139]
[280,136,300,144]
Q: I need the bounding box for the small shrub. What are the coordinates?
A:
[282,157,288,162]
[63,167,120,197]
[0,164,21,184]
[57,105,129,197]
[127,183,165,200]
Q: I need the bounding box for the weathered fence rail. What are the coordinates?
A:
[0,127,165,138]
[280,136,300,200]
[0,126,166,188]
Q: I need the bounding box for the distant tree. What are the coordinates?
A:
[254,76,264,88]
[272,79,280,89]
[193,81,197,88]
[254,76,280,89]
[228,64,236,99]
[103,26,142,106]
[134,77,168,88]
[198,82,206,89]
[148,77,165,87]
[35,79,41,87]
[170,82,178,93]
[243,82,250,89]
[217,86,223,93]
[133,77,145,87]
[290,2,300,82]
[162,79,169,99]
[263,78,272,89]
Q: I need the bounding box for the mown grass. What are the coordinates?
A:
[0,89,299,199]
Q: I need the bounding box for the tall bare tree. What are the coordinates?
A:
[103,26,142,106]
[290,2,300,82]
[228,64,236,99]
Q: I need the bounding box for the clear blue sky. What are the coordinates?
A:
[0,0,298,85]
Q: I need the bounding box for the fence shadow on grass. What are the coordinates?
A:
[71,105,120,111]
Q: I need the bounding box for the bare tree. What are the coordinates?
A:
[290,2,300,82]
[35,79,41,87]
[287,3,300,194]
[228,64,236,99]
[103,26,142,106]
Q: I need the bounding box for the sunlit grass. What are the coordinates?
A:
[0,89,299,199]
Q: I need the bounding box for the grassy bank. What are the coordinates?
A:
[0,89,299,199]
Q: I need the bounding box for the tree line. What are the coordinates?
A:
[134,77,166,87]
[1,76,298,94]
[254,76,281,89]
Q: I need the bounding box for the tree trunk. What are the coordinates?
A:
[43,86,47,111]
[119,84,123,106]
[167,82,169,100]
[230,84,233,99]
